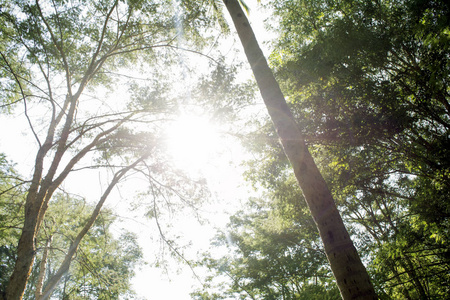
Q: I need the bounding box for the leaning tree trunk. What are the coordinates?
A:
[223,1,377,299]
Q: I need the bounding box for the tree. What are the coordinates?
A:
[221,1,377,299]
[0,0,216,298]
[266,0,450,298]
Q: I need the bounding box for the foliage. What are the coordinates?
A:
[28,196,143,300]
[265,0,450,298]
[194,61,257,123]
[193,0,450,298]
[0,155,26,295]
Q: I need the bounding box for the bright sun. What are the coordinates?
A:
[165,113,222,175]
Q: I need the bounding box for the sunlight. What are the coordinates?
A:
[165,113,222,176]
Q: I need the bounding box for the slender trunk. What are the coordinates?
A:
[35,236,52,300]
[223,1,377,299]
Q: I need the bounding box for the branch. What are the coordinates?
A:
[40,155,147,300]
[35,235,52,300]
[0,181,30,197]
[36,112,137,227]
[90,0,119,70]
[35,0,73,97]
[0,51,41,146]
[150,183,205,286]
[64,111,139,150]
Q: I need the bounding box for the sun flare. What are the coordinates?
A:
[165,114,221,175]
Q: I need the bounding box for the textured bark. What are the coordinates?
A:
[223,1,377,299]
[6,178,47,300]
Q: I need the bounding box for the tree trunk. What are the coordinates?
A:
[6,191,43,300]
[223,1,377,299]
[35,236,52,300]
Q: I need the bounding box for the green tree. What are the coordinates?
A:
[266,0,450,298]
[0,0,217,298]
[221,1,377,299]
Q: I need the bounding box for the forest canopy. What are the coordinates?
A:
[1,0,449,299]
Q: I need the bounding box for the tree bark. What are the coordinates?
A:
[6,185,46,300]
[223,1,377,299]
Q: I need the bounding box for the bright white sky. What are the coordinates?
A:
[0,1,274,299]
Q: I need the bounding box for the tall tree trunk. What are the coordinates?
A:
[223,1,377,299]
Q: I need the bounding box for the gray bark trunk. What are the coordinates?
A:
[223,1,378,299]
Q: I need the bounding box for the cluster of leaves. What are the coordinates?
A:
[29,196,143,300]
[194,61,257,123]
[194,186,341,299]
